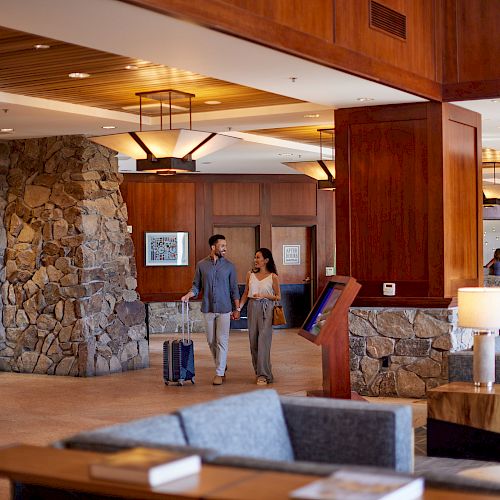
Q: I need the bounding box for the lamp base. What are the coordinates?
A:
[473,331,497,388]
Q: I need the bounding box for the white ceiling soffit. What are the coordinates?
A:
[0,0,426,108]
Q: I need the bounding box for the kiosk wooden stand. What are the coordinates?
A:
[298,276,361,399]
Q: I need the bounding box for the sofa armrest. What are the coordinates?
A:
[280,396,413,473]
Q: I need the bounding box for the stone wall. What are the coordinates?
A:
[0,142,9,364]
[0,136,148,376]
[148,301,205,333]
[349,307,473,398]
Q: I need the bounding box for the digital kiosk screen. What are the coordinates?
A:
[301,281,343,336]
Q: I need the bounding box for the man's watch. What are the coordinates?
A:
[236,307,241,312]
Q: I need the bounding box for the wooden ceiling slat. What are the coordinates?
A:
[0,25,301,115]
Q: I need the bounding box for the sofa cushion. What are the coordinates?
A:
[60,414,187,453]
[280,396,413,472]
[177,389,294,461]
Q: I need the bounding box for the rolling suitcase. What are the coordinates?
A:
[163,301,195,385]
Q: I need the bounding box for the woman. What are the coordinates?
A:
[485,248,500,276]
[239,248,281,385]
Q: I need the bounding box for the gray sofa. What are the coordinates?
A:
[448,335,500,383]
[49,389,500,496]
[59,390,413,473]
[12,389,500,498]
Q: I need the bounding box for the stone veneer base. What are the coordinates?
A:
[349,307,473,398]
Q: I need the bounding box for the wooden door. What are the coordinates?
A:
[272,226,314,328]
[214,226,259,329]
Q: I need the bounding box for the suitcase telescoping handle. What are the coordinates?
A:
[181,300,191,344]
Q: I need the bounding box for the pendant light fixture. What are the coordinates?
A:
[483,148,500,206]
[282,128,335,190]
[90,89,240,174]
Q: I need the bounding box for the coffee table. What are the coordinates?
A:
[427,382,500,462]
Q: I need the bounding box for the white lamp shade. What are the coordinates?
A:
[90,129,240,160]
[458,287,500,329]
[283,160,335,181]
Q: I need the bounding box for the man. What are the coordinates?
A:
[181,234,240,385]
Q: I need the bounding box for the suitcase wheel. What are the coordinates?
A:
[164,381,169,386]
[190,377,195,384]
[178,379,185,386]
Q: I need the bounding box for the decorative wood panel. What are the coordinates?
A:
[270,183,316,216]
[122,173,334,302]
[442,0,500,100]
[349,119,429,287]
[272,226,311,284]
[213,226,258,283]
[122,181,196,300]
[221,0,334,42]
[334,0,438,81]
[335,102,482,306]
[212,183,260,216]
[442,104,482,296]
[446,0,500,84]
[124,0,441,100]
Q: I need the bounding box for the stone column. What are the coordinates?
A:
[0,136,148,376]
[0,142,9,369]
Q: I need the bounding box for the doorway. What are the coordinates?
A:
[214,226,259,329]
[272,226,314,328]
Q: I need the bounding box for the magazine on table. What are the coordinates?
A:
[289,469,424,500]
[89,447,201,487]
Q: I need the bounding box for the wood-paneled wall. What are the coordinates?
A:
[124,0,441,100]
[443,0,500,100]
[335,102,482,307]
[123,0,499,102]
[121,174,335,302]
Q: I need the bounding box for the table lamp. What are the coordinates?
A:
[458,287,500,388]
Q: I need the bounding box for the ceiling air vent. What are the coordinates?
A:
[369,1,407,41]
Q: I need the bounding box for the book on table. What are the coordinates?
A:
[89,447,201,487]
[289,470,424,500]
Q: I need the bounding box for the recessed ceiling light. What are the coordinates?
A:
[125,65,138,70]
[0,128,14,133]
[202,161,212,164]
[102,125,116,129]
[304,114,320,118]
[277,153,294,157]
[68,72,90,79]
[357,97,375,102]
[204,100,221,105]
[34,44,50,50]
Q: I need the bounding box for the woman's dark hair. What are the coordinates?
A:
[209,234,225,247]
[495,248,500,261]
[256,247,278,275]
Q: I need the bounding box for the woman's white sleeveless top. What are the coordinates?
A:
[248,272,274,298]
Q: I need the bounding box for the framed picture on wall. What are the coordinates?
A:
[145,232,189,266]
[283,244,301,265]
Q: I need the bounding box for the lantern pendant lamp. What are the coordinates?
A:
[90,89,240,174]
[283,128,335,190]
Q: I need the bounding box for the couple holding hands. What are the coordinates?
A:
[181,234,280,386]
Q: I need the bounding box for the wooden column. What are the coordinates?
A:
[335,102,482,307]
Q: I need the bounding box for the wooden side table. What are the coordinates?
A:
[427,382,500,462]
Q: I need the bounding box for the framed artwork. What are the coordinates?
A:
[283,244,301,265]
[145,232,189,266]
